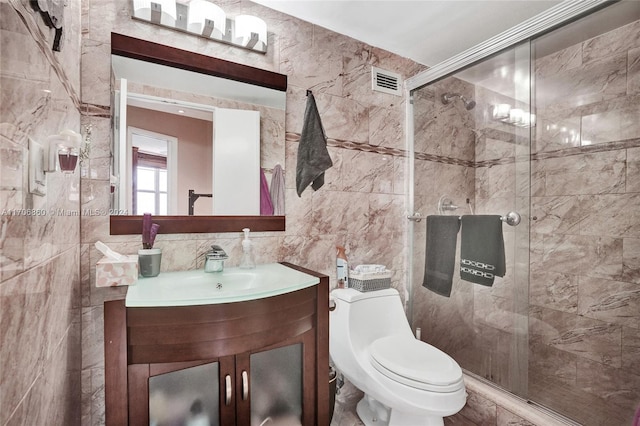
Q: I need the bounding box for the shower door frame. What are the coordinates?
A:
[403,0,611,329]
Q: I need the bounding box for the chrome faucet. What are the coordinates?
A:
[204,245,228,272]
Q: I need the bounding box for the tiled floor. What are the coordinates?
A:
[330,380,365,426]
[329,379,471,426]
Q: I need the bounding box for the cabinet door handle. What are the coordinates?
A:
[242,370,249,400]
[225,374,232,406]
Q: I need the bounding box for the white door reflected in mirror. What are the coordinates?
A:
[110,54,286,217]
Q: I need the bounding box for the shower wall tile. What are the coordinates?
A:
[622,326,640,371]
[577,276,640,329]
[628,147,640,192]
[467,324,515,388]
[628,47,640,95]
[539,234,622,280]
[529,366,627,426]
[475,163,516,200]
[473,197,515,218]
[578,193,640,238]
[414,160,474,217]
[475,136,515,163]
[622,237,640,282]
[473,291,515,333]
[581,105,640,145]
[582,19,640,64]
[533,114,582,153]
[533,150,626,196]
[413,281,474,362]
[576,357,640,420]
[535,43,583,80]
[535,53,627,111]
[413,77,476,161]
[530,196,581,235]
[529,305,622,367]
[528,339,577,387]
[529,270,578,314]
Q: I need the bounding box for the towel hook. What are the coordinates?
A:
[306,89,313,97]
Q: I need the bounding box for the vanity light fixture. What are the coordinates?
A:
[187,0,226,38]
[131,0,268,53]
[490,103,536,128]
[235,15,267,50]
[133,0,177,26]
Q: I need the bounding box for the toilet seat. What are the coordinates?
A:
[369,335,464,393]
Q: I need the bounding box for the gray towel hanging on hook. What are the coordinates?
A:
[296,92,333,196]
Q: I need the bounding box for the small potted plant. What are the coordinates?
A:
[138,213,161,277]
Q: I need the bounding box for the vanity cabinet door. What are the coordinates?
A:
[246,343,303,425]
[127,356,236,426]
[236,329,316,426]
[148,362,220,425]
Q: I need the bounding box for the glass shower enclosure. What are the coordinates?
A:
[408,2,640,424]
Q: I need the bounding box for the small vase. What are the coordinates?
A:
[138,248,162,277]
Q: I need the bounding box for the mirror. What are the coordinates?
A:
[109,33,287,234]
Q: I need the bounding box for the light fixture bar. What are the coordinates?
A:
[130,0,267,53]
[150,2,161,24]
[202,19,215,37]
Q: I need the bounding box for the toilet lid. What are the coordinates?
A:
[369,335,463,392]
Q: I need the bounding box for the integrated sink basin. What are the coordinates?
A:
[125,262,320,307]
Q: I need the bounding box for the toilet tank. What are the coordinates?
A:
[331,288,414,351]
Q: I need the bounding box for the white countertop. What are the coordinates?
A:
[125,263,320,307]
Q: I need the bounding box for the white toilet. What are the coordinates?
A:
[329,288,466,426]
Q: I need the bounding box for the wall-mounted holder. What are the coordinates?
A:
[44,129,82,174]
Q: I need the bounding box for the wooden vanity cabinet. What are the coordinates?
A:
[104,263,329,426]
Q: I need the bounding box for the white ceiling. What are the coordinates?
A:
[252,0,562,66]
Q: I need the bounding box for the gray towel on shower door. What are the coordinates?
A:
[296,93,333,196]
[422,215,461,297]
[460,215,505,286]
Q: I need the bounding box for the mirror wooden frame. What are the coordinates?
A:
[109,33,287,235]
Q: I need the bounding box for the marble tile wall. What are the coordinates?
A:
[78,0,423,423]
[1,0,82,424]
[528,17,640,425]
[410,15,640,426]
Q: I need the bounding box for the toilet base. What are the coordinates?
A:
[356,394,444,426]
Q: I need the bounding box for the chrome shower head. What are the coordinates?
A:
[441,92,476,110]
[463,97,476,110]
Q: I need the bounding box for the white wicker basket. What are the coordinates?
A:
[349,270,392,292]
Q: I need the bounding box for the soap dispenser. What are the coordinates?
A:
[240,228,256,269]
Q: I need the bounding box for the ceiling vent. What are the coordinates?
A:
[371,66,402,96]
